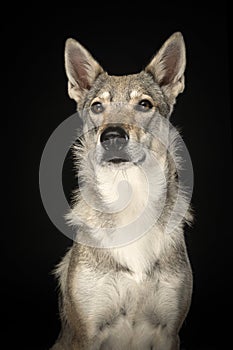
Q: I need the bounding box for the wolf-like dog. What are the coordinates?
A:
[51,32,193,350]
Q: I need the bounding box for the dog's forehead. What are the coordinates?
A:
[83,71,170,116]
[94,72,160,101]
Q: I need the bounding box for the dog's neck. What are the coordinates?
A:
[66,154,190,278]
[67,153,174,244]
[95,160,167,228]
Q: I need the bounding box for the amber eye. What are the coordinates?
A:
[136,99,153,112]
[91,101,104,114]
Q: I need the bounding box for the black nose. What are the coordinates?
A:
[100,126,129,151]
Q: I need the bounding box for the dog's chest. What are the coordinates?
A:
[72,261,181,348]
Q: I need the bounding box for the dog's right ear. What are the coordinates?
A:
[65,39,104,103]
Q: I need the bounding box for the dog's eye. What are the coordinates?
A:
[91,101,104,114]
[136,99,153,112]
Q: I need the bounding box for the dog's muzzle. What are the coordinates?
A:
[100,125,130,163]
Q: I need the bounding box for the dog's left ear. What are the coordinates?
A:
[65,38,104,103]
[145,32,186,105]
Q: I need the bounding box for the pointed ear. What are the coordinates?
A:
[64,38,104,103]
[145,32,186,104]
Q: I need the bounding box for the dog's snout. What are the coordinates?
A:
[100,126,129,151]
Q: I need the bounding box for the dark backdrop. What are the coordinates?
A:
[2,5,232,350]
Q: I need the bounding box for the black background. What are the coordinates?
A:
[2,4,232,350]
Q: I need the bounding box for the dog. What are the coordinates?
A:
[50,32,193,350]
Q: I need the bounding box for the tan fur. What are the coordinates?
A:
[51,32,193,350]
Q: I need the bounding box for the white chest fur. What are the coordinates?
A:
[92,161,169,280]
[72,257,182,350]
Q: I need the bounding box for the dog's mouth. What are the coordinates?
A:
[107,157,129,164]
[103,154,130,164]
[101,153,146,166]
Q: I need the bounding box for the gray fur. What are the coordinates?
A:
[51,32,193,350]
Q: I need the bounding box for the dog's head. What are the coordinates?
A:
[64,32,186,168]
[64,33,192,245]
